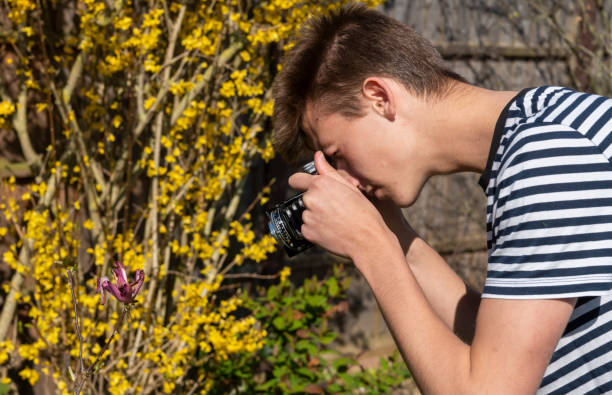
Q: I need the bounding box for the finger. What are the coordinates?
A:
[288,172,314,191]
[313,151,335,176]
[301,208,313,226]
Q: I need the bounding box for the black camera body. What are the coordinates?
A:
[266,161,317,257]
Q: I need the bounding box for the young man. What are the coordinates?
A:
[272,3,612,394]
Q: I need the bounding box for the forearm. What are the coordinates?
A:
[354,243,474,394]
[380,206,480,342]
[405,237,481,343]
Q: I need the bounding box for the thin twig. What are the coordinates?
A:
[222,272,280,280]
[74,308,127,395]
[66,269,85,377]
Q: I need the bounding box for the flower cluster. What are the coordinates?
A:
[0,101,15,129]
[0,0,383,393]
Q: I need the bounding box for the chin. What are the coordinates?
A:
[393,189,421,207]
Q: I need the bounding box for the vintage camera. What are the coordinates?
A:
[266,161,317,257]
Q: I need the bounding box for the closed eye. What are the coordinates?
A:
[324,152,337,168]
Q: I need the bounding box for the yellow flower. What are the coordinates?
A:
[144,58,161,73]
[144,97,156,110]
[20,26,34,36]
[0,340,15,364]
[239,50,251,62]
[279,266,291,282]
[114,16,132,30]
[19,367,39,386]
[0,101,15,117]
[83,219,94,230]
[112,115,122,128]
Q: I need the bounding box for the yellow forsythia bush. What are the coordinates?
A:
[0,0,383,393]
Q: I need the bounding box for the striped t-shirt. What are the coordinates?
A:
[479,86,612,394]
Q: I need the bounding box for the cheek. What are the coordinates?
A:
[342,124,392,177]
[340,151,370,179]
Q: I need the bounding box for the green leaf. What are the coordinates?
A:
[380,356,389,370]
[332,357,354,373]
[320,331,338,345]
[283,296,297,306]
[305,294,327,308]
[326,277,339,297]
[338,371,357,388]
[297,367,316,381]
[273,365,289,378]
[272,316,286,330]
[288,319,304,331]
[267,285,278,300]
[288,374,306,389]
[256,378,280,391]
[296,339,317,355]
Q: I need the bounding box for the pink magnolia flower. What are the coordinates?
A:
[97,262,145,305]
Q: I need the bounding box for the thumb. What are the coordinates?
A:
[313,150,336,176]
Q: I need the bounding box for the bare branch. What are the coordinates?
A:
[12,89,41,166]
[66,269,85,376]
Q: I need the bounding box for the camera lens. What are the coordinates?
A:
[266,161,318,257]
[266,193,313,257]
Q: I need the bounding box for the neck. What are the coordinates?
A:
[427,83,518,175]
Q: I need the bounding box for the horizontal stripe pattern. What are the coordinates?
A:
[481,86,612,393]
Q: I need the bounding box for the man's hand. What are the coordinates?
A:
[288,151,398,260]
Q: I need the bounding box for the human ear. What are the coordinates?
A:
[362,77,396,121]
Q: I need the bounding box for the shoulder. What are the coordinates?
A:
[496,121,608,191]
[510,87,611,144]
[504,86,610,133]
[485,87,612,209]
